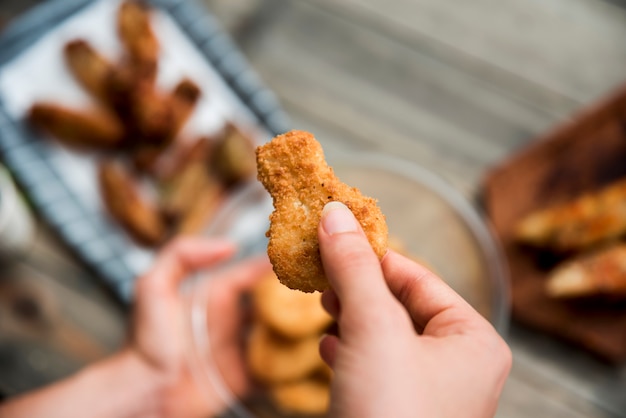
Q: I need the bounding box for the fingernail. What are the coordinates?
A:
[322,201,359,235]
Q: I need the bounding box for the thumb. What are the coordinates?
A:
[318,202,399,328]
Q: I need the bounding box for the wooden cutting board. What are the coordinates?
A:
[483,82,626,363]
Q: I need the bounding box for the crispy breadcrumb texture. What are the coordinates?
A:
[256,130,388,292]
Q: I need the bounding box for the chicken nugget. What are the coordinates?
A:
[269,378,330,416]
[128,85,177,146]
[170,78,201,134]
[253,270,332,339]
[256,130,388,292]
[246,324,323,385]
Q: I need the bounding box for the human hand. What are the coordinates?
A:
[0,237,270,418]
[131,237,270,417]
[318,202,512,418]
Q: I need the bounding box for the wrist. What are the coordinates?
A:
[76,348,168,417]
[0,348,169,418]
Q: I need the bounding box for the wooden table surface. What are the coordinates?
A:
[2,0,626,416]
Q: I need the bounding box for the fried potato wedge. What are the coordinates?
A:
[29,103,124,150]
[161,139,213,213]
[106,72,181,151]
[162,162,213,219]
[99,159,166,246]
[175,184,224,236]
[64,40,114,105]
[546,244,626,298]
[168,167,224,236]
[25,0,228,249]
[158,137,223,234]
[167,78,202,144]
[515,177,626,253]
[256,130,388,292]
[117,0,159,83]
[128,85,176,146]
[170,78,201,129]
[211,124,256,187]
[103,64,140,121]
[153,136,211,182]
[128,78,202,171]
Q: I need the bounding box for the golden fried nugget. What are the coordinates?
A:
[246,324,324,385]
[269,378,330,416]
[29,103,124,150]
[99,159,166,246]
[256,130,388,292]
[64,40,114,105]
[546,244,626,298]
[515,177,626,253]
[315,361,333,382]
[253,271,332,339]
[117,0,159,82]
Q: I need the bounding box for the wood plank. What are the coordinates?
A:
[501,325,626,417]
[336,0,626,104]
[224,0,569,196]
[0,224,126,395]
[294,0,582,120]
[497,378,612,418]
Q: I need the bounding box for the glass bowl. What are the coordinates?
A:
[184,152,510,417]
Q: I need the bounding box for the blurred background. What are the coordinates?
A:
[1,0,626,417]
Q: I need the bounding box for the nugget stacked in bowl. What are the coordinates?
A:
[246,271,333,416]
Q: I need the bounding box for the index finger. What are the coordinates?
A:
[318,202,399,321]
[382,251,491,336]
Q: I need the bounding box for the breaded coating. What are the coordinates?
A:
[256,130,388,292]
